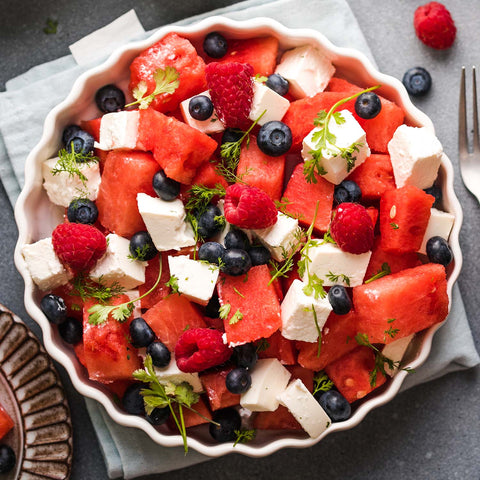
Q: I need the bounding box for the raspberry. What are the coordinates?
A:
[330,203,374,254]
[52,223,107,272]
[223,184,278,229]
[205,62,254,130]
[414,2,456,50]
[175,328,232,373]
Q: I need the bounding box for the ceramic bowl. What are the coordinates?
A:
[14,16,463,457]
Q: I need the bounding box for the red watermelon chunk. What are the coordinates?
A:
[257,331,297,365]
[0,404,14,440]
[209,36,279,76]
[346,154,396,202]
[236,136,286,201]
[96,150,158,237]
[74,342,87,368]
[169,397,212,429]
[201,367,240,411]
[80,117,102,142]
[82,296,141,383]
[325,346,387,403]
[353,263,448,344]
[379,185,434,253]
[142,294,206,351]
[190,160,229,190]
[129,33,207,113]
[296,310,359,371]
[138,254,171,309]
[218,265,282,345]
[282,163,334,233]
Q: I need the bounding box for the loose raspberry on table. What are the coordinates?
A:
[223,184,278,229]
[205,62,254,130]
[330,203,374,254]
[175,328,232,373]
[52,223,107,272]
[414,2,456,50]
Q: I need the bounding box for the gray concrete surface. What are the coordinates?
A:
[0,1,479,479]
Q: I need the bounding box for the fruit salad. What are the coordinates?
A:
[21,28,455,451]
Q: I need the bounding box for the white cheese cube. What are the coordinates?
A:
[42,157,101,208]
[381,334,414,376]
[179,91,225,135]
[249,81,290,125]
[89,234,146,289]
[275,44,335,99]
[137,193,196,251]
[277,379,331,438]
[252,212,302,262]
[301,109,370,185]
[154,354,203,392]
[419,207,455,255]
[21,238,73,291]
[240,358,291,412]
[388,125,443,189]
[281,279,332,342]
[97,110,140,150]
[167,255,219,306]
[302,242,371,287]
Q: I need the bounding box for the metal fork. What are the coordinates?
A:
[459,66,480,202]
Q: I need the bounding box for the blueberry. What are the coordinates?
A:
[209,408,241,443]
[226,367,252,394]
[67,198,98,224]
[225,230,250,251]
[222,248,252,276]
[426,236,453,266]
[248,245,271,266]
[147,341,171,368]
[334,180,362,205]
[147,407,170,426]
[40,294,67,325]
[232,343,258,370]
[66,129,95,156]
[222,128,243,145]
[205,294,221,318]
[424,184,442,208]
[198,242,226,265]
[354,91,382,119]
[265,73,289,96]
[203,31,228,58]
[129,231,158,261]
[402,67,432,96]
[0,444,16,474]
[62,124,82,146]
[189,95,214,121]
[317,390,351,422]
[122,383,145,415]
[327,285,352,315]
[257,121,292,156]
[95,84,126,113]
[152,170,181,201]
[130,317,155,348]
[58,317,83,344]
[197,204,224,238]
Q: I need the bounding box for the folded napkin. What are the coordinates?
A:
[1,0,478,478]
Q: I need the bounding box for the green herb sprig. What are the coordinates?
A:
[313,371,334,396]
[51,146,99,187]
[365,262,391,284]
[72,274,126,304]
[233,429,257,446]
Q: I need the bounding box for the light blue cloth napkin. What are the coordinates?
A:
[1,0,478,478]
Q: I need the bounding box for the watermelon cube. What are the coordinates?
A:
[0,403,14,440]
[257,330,297,365]
[353,263,449,344]
[169,397,212,429]
[201,367,240,411]
[80,117,102,142]
[138,254,171,309]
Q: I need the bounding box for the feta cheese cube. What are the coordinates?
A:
[249,81,290,125]
[179,91,225,135]
[281,279,332,342]
[252,212,302,262]
[89,233,146,289]
[167,255,219,306]
[277,379,331,438]
[153,354,203,392]
[275,44,335,99]
[388,125,443,189]
[21,237,73,291]
[301,242,371,287]
[301,110,370,185]
[42,157,101,208]
[137,193,196,251]
[381,334,414,376]
[97,110,140,150]
[419,207,455,254]
[240,358,291,412]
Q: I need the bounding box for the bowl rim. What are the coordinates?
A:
[13,15,463,457]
